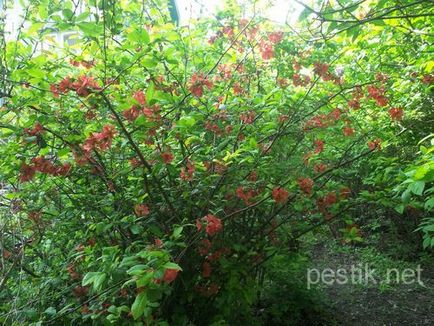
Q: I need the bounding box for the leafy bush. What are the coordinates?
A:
[258,251,332,326]
[0,0,432,324]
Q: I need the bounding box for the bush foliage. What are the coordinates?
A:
[0,0,432,324]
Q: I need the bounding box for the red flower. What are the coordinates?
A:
[28,211,42,224]
[248,170,258,182]
[207,249,223,262]
[202,262,212,278]
[74,286,89,298]
[348,99,360,109]
[233,83,243,95]
[196,218,203,232]
[154,238,163,247]
[82,60,95,69]
[73,151,89,165]
[31,156,51,173]
[67,263,80,280]
[205,121,222,135]
[19,162,36,182]
[368,138,381,150]
[236,186,256,205]
[240,111,255,124]
[202,214,223,236]
[133,90,146,106]
[329,108,341,120]
[180,159,195,181]
[189,73,213,97]
[82,124,116,153]
[218,64,232,79]
[259,40,274,60]
[55,163,72,176]
[24,122,45,136]
[207,282,219,295]
[268,31,283,44]
[272,187,289,204]
[367,85,388,107]
[72,75,101,97]
[122,106,141,122]
[314,163,327,173]
[388,107,404,121]
[298,177,314,196]
[225,125,233,134]
[2,249,11,259]
[58,77,73,93]
[70,59,80,67]
[343,126,354,136]
[222,26,234,37]
[422,74,434,84]
[293,60,301,72]
[198,239,212,256]
[292,73,310,87]
[73,243,86,253]
[129,158,142,168]
[134,204,150,216]
[324,192,337,205]
[275,79,288,90]
[313,62,329,76]
[340,187,351,199]
[163,268,179,283]
[208,35,218,44]
[375,72,388,82]
[50,84,59,97]
[161,152,174,164]
[314,139,325,154]
[375,96,388,106]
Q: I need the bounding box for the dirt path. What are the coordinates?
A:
[309,242,434,325]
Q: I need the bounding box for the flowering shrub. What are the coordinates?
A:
[0,0,432,324]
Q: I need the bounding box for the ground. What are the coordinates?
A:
[308,239,434,325]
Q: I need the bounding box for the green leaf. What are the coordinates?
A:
[127,264,148,276]
[94,273,106,291]
[172,226,183,239]
[62,9,74,20]
[409,181,425,196]
[44,307,56,316]
[57,148,70,158]
[127,28,150,45]
[141,57,158,68]
[131,292,147,320]
[414,166,428,180]
[78,22,101,37]
[424,197,434,211]
[82,272,106,291]
[28,22,45,35]
[395,204,404,214]
[401,189,411,203]
[130,224,141,235]
[424,225,434,232]
[82,272,96,286]
[423,237,431,249]
[162,262,182,270]
[146,81,155,103]
[299,7,313,21]
[27,68,46,79]
[136,273,153,287]
[38,5,48,20]
[177,116,196,128]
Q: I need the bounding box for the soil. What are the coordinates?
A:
[309,242,434,326]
